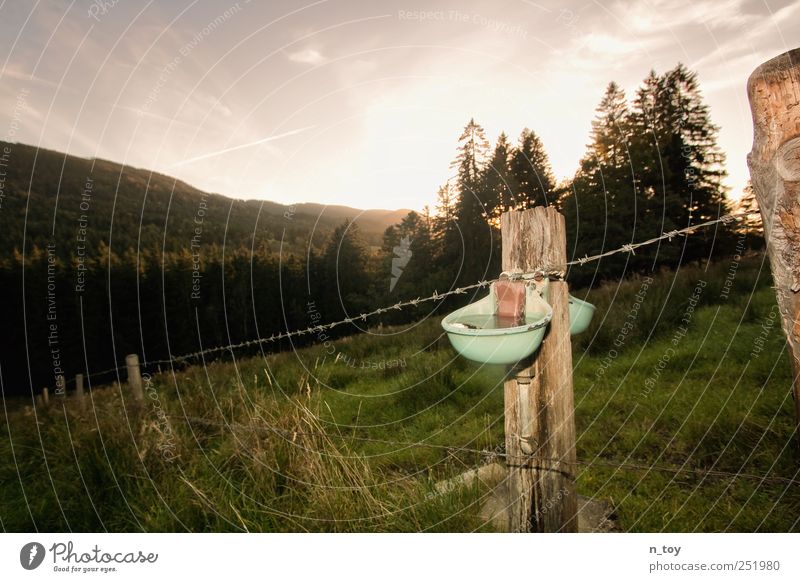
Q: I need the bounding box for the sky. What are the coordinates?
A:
[0,0,798,211]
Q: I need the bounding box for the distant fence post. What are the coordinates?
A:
[42,387,50,407]
[125,354,144,402]
[747,47,800,446]
[75,373,86,412]
[500,206,578,532]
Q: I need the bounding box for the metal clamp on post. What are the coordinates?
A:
[515,369,538,455]
[508,347,541,456]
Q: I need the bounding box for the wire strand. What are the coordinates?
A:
[159,209,761,365]
[76,210,761,376]
[174,414,800,488]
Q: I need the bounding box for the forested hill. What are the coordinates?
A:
[0,141,408,257]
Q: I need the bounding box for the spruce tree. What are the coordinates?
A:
[451,118,491,225]
[320,220,372,319]
[451,118,496,284]
[510,128,557,210]
[631,63,732,262]
[484,132,514,219]
[563,82,639,283]
[432,182,462,283]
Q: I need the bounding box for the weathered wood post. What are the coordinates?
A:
[42,387,50,407]
[125,354,144,402]
[501,206,578,532]
[75,373,86,412]
[747,48,800,445]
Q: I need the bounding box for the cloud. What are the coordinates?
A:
[688,3,800,74]
[287,47,326,65]
[581,32,663,56]
[616,0,756,33]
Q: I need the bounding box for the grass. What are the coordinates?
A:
[2,254,799,532]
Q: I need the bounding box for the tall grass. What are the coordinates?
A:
[571,252,773,355]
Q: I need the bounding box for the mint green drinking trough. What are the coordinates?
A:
[568,295,596,335]
[441,282,552,365]
[442,282,597,365]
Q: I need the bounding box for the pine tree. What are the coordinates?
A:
[484,132,514,219]
[380,211,436,299]
[432,181,462,281]
[451,119,497,284]
[562,82,640,283]
[628,69,682,263]
[510,128,557,210]
[320,220,372,319]
[451,118,491,224]
[631,63,732,262]
[434,182,458,239]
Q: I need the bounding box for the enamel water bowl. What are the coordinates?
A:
[568,295,596,335]
[441,283,552,365]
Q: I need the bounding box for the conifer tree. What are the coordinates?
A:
[563,82,639,283]
[320,220,372,318]
[484,132,514,219]
[630,63,732,261]
[510,128,557,210]
[451,118,491,225]
[451,119,496,283]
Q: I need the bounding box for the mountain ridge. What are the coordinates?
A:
[0,141,411,256]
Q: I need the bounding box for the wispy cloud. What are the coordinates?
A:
[616,0,756,33]
[287,47,326,65]
[581,32,664,56]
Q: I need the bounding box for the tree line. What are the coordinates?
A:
[383,63,759,295]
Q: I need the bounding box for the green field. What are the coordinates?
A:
[2,256,799,532]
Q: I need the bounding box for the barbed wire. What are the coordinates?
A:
[154,209,760,365]
[53,365,128,388]
[71,209,760,377]
[565,210,758,268]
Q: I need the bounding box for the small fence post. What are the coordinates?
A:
[501,206,578,532]
[75,373,85,412]
[126,354,144,402]
[42,387,50,407]
[747,48,800,446]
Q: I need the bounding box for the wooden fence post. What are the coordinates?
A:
[747,48,800,445]
[75,373,85,412]
[501,206,578,532]
[42,387,50,407]
[126,354,144,402]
